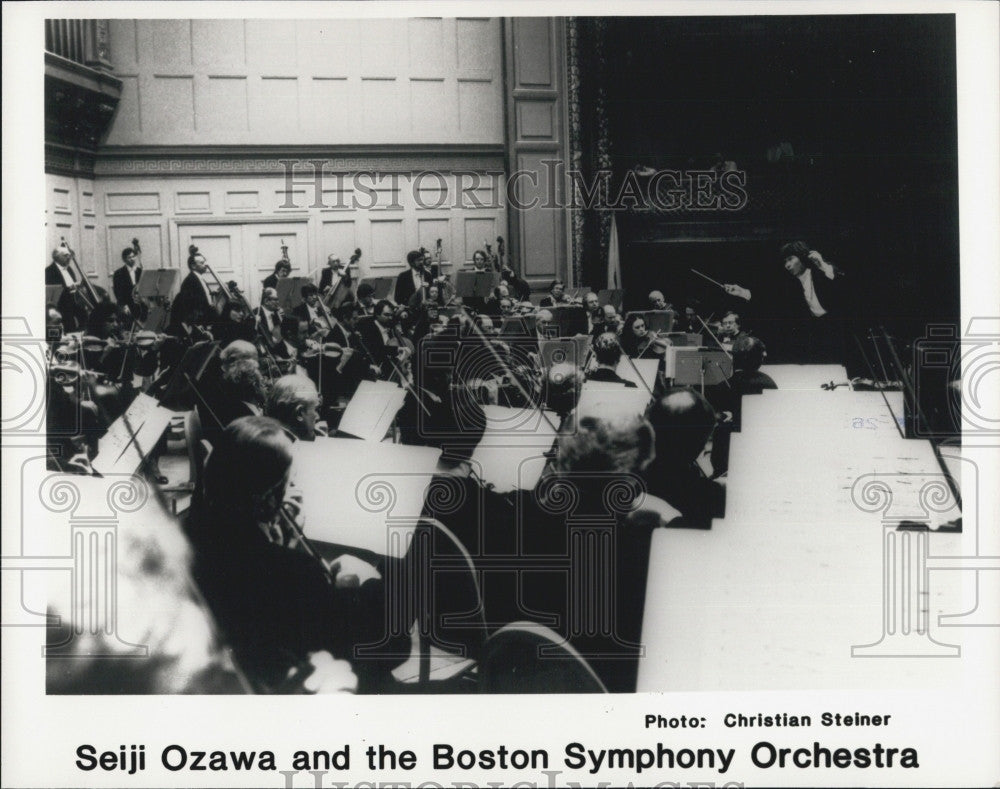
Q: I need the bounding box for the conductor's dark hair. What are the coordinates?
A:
[732,335,767,372]
[300,283,319,299]
[647,387,718,464]
[780,240,811,262]
[187,245,203,269]
[121,247,136,262]
[592,331,624,367]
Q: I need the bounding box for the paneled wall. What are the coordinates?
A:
[45,174,98,283]
[88,168,506,306]
[503,18,571,288]
[105,18,504,146]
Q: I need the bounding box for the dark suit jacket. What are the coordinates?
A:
[586,366,638,388]
[262,273,280,291]
[780,264,844,320]
[393,268,432,305]
[319,267,353,294]
[45,262,85,332]
[354,316,394,372]
[170,271,215,330]
[502,273,531,302]
[112,264,142,308]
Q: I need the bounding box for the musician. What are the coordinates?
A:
[355,282,377,315]
[319,255,352,299]
[471,249,490,272]
[45,246,87,332]
[354,299,400,377]
[292,284,331,331]
[540,279,570,307]
[648,290,671,311]
[644,388,725,528]
[45,306,64,350]
[501,265,531,303]
[213,300,254,348]
[590,303,622,338]
[498,296,516,318]
[534,309,555,343]
[262,260,292,291]
[585,333,638,388]
[112,246,143,321]
[676,304,703,335]
[81,302,128,379]
[196,340,267,447]
[254,287,284,346]
[544,361,584,420]
[717,311,749,352]
[265,375,326,441]
[582,292,601,332]
[170,247,216,333]
[620,313,650,358]
[394,250,433,305]
[481,284,510,317]
[187,416,399,691]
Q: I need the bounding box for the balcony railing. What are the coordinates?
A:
[45,19,112,72]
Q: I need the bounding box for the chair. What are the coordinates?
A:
[480,622,608,693]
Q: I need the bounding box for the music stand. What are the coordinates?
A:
[625,310,676,333]
[45,285,64,308]
[500,315,536,337]
[136,268,178,302]
[359,276,395,301]
[539,336,590,370]
[548,305,588,337]
[665,332,703,347]
[273,276,312,312]
[597,289,623,310]
[673,348,733,395]
[455,271,500,301]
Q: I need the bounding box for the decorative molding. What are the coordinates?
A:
[94,144,506,177]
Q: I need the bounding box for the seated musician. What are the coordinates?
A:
[648,290,671,311]
[213,299,254,348]
[586,332,638,387]
[643,388,726,528]
[500,264,531,302]
[620,314,647,358]
[544,361,583,421]
[482,284,511,317]
[81,302,128,379]
[45,305,64,351]
[265,374,327,441]
[582,291,601,332]
[675,303,703,334]
[717,311,748,351]
[355,282,377,315]
[540,279,570,307]
[187,416,399,692]
[254,287,284,342]
[46,370,101,473]
[471,249,490,272]
[196,340,267,446]
[262,259,292,291]
[353,299,406,379]
[293,284,330,330]
[591,303,622,338]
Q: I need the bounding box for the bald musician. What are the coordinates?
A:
[648,290,670,311]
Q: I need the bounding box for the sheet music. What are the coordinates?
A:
[576,380,654,421]
[616,357,659,392]
[336,380,407,441]
[91,393,174,476]
[468,405,559,493]
[292,439,441,557]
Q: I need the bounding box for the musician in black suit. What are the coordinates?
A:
[354,299,399,377]
[45,247,86,333]
[319,255,352,303]
[393,250,432,305]
[169,247,216,333]
[501,265,531,303]
[584,332,638,388]
[112,246,143,322]
[262,260,291,291]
